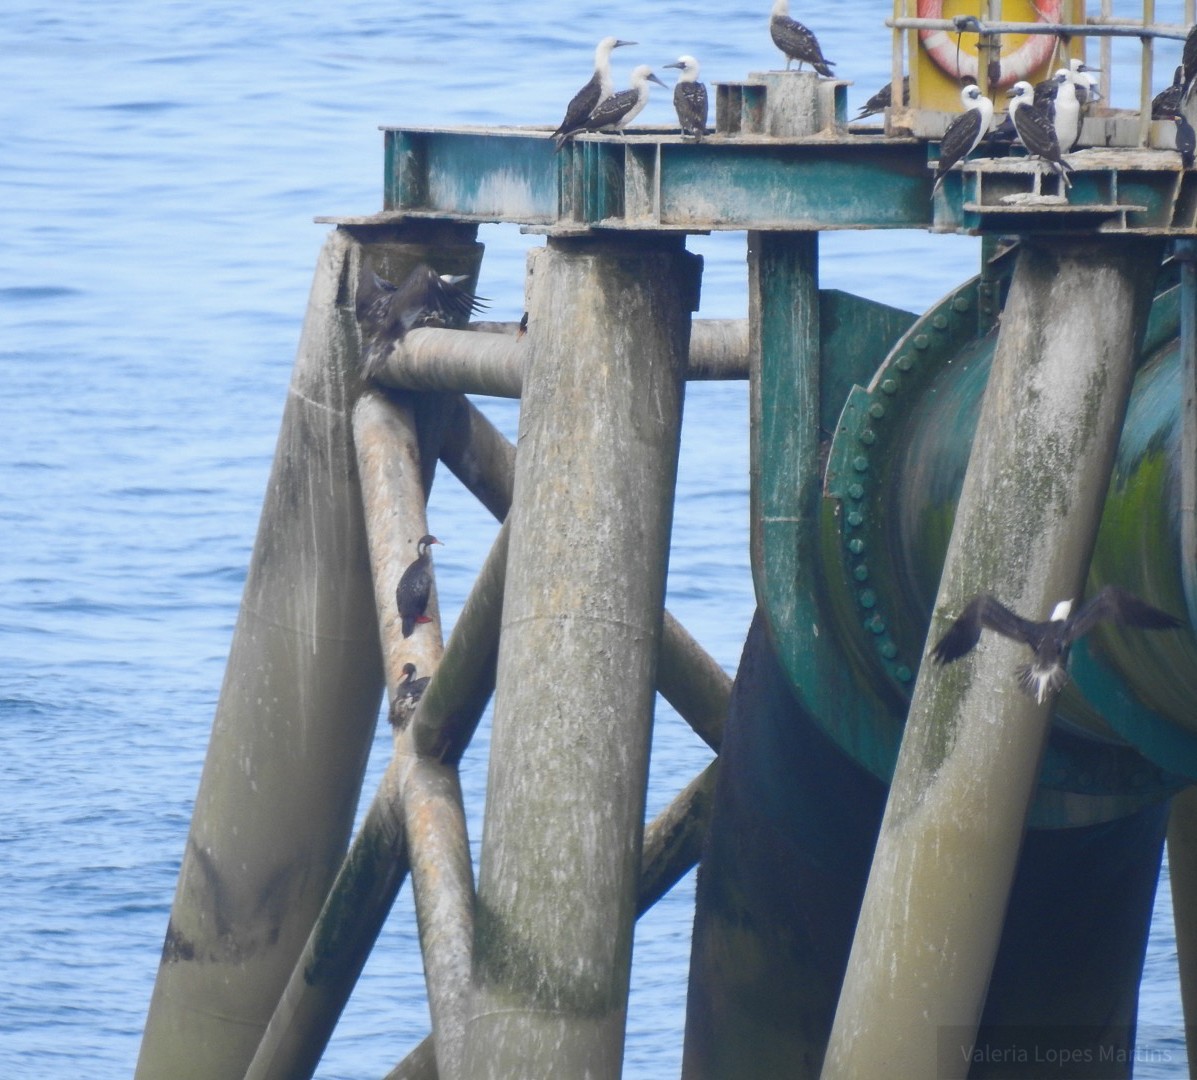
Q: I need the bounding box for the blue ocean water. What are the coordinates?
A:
[0,1,1189,1076]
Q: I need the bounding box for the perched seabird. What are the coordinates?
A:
[931,585,1183,705]
[854,76,909,120]
[931,83,994,196]
[580,64,667,134]
[1068,59,1101,107]
[1007,80,1074,188]
[665,55,708,140]
[552,36,636,150]
[1047,69,1082,153]
[1153,65,1186,119]
[396,534,442,638]
[1182,23,1197,97]
[770,0,835,77]
[1174,111,1196,169]
[356,264,487,379]
[388,662,431,728]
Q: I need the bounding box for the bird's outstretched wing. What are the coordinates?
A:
[1067,585,1184,641]
[931,594,1040,664]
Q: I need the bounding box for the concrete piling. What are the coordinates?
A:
[821,237,1163,1079]
[136,231,385,1080]
[459,235,701,1078]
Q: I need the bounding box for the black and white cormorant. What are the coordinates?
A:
[1174,111,1196,169]
[356,265,487,379]
[396,534,442,638]
[664,55,708,140]
[1007,80,1074,188]
[770,0,835,77]
[388,663,431,728]
[580,64,666,134]
[931,586,1183,705]
[931,83,994,196]
[1153,65,1186,119]
[552,36,636,150]
[854,76,909,120]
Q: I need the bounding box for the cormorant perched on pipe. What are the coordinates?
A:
[388,663,431,728]
[397,534,442,638]
[1154,65,1185,119]
[769,0,835,77]
[931,83,994,196]
[931,586,1183,705]
[552,36,636,150]
[356,264,487,379]
[580,65,666,134]
[855,76,908,120]
[664,55,708,140]
[1007,80,1074,189]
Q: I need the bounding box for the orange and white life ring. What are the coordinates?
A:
[917,1,1063,89]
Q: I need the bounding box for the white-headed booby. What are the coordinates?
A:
[931,83,994,196]
[931,586,1183,704]
[1007,80,1074,188]
[581,65,667,134]
[1047,69,1081,153]
[855,76,909,120]
[1067,59,1101,107]
[770,0,835,77]
[664,55,708,140]
[552,36,636,150]
[356,264,487,379]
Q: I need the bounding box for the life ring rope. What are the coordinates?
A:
[916,0,1064,89]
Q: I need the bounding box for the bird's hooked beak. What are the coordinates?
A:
[648,73,667,89]
[663,62,683,70]
[1005,86,1020,98]
[614,39,636,49]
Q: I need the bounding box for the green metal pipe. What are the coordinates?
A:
[460,236,700,1077]
[822,237,1163,1080]
[136,230,386,1080]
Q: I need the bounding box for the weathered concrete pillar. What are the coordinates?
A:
[459,235,701,1078]
[822,237,1162,1080]
[137,223,481,1080]
[135,230,382,1079]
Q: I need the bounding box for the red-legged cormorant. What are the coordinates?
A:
[356,264,487,379]
[664,55,708,140]
[388,662,431,728]
[1007,80,1074,189]
[931,586,1183,704]
[854,76,908,120]
[552,36,635,151]
[770,0,835,77]
[580,65,666,134]
[931,83,994,196]
[396,534,442,638]
[1153,65,1186,119]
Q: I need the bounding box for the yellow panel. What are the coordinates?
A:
[911,0,1085,115]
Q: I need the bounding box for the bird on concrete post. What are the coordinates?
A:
[769,0,835,77]
[664,55,708,140]
[552,36,636,150]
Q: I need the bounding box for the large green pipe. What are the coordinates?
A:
[823,237,1163,1079]
[460,236,700,1077]
[136,230,386,1079]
